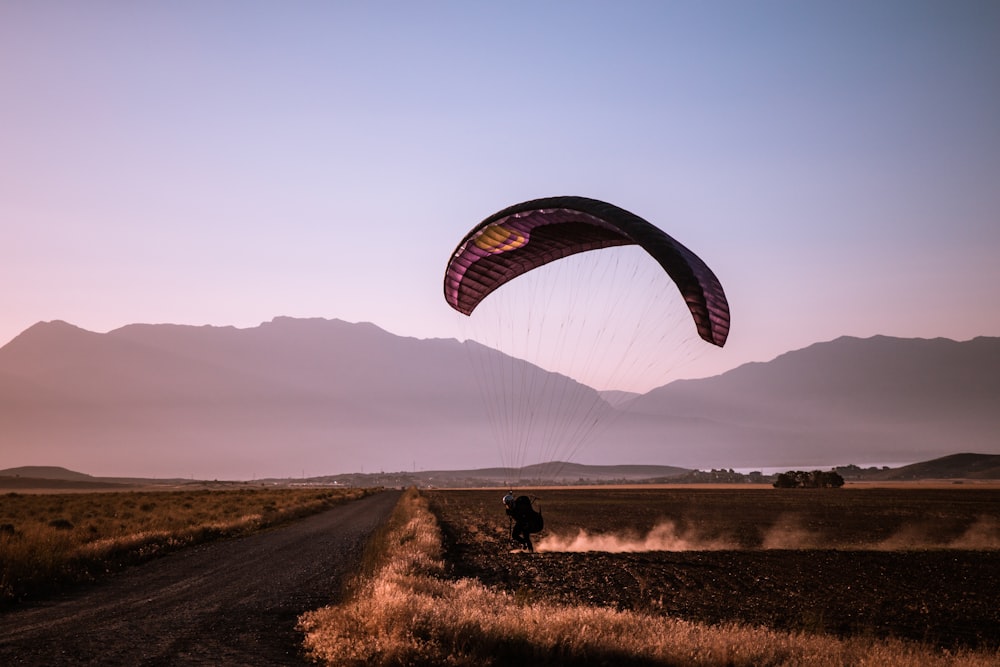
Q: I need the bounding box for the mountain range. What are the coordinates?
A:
[2,453,999,490]
[1,318,998,479]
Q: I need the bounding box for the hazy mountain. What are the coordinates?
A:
[0,465,140,490]
[0,318,607,478]
[617,335,1000,468]
[866,453,1000,481]
[5,454,996,489]
[1,319,997,478]
[598,390,641,407]
[0,465,97,481]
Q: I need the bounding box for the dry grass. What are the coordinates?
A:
[298,488,998,666]
[0,486,371,602]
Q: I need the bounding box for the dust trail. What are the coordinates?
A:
[876,515,1000,550]
[535,520,736,552]
[949,516,1000,549]
[760,515,825,550]
[536,515,1000,553]
[875,523,939,550]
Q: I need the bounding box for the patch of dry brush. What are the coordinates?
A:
[0,487,370,603]
[299,488,997,666]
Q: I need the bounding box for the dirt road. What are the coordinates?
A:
[0,489,401,666]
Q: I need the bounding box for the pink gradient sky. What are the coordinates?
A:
[3,2,999,387]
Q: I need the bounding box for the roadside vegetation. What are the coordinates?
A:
[0,486,372,603]
[298,487,997,666]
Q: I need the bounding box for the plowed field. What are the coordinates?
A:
[427,487,1000,650]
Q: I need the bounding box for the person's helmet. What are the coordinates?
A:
[503,492,514,507]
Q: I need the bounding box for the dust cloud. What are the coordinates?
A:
[760,515,826,550]
[948,516,1000,549]
[535,520,736,553]
[877,515,1000,551]
[875,523,941,550]
[760,514,1000,551]
[535,515,1000,553]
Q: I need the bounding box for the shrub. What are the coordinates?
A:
[773,470,845,489]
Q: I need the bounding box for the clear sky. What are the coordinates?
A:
[3,1,999,386]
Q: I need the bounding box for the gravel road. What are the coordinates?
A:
[0,489,401,666]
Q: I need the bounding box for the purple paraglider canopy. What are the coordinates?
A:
[443,196,730,347]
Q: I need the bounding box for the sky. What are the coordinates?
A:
[3,1,999,388]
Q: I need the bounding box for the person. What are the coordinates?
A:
[502,491,541,552]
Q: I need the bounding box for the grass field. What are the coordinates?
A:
[0,486,372,603]
[299,486,1000,665]
[431,487,1000,649]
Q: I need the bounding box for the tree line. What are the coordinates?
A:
[772,470,845,488]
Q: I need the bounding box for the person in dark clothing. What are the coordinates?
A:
[503,492,542,552]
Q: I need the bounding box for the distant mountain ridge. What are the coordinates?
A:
[3,454,997,489]
[1,318,998,478]
[0,466,134,490]
[618,334,1000,468]
[0,466,96,481]
[867,453,1000,481]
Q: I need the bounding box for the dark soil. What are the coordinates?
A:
[0,490,401,666]
[428,487,1000,651]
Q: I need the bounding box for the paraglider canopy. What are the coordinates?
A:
[443,196,729,347]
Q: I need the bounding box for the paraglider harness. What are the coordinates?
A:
[503,492,543,551]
